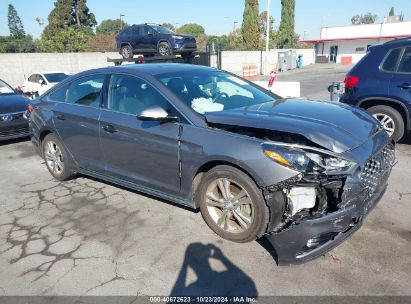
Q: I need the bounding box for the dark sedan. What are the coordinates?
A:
[29,64,395,265]
[0,79,30,141]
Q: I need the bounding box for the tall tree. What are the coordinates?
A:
[277,0,296,48]
[74,0,96,27]
[242,0,261,50]
[7,4,25,38]
[96,19,128,35]
[389,7,395,17]
[40,0,96,52]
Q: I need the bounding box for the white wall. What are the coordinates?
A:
[219,49,315,75]
[320,21,411,40]
[0,52,118,87]
[318,38,393,64]
[0,49,316,88]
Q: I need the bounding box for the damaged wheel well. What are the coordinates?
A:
[192,160,260,208]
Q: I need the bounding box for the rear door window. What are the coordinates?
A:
[382,48,402,72]
[398,47,411,73]
[66,75,105,108]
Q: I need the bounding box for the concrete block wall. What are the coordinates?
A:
[0,52,118,87]
[0,49,315,88]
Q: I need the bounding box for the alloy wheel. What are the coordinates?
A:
[44,141,64,176]
[205,178,254,234]
[373,113,395,137]
[159,45,170,56]
[122,47,131,58]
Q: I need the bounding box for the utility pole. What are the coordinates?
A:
[266,0,270,52]
[233,21,238,32]
[120,14,125,30]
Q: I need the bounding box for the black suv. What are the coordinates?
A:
[116,24,197,59]
[340,38,411,142]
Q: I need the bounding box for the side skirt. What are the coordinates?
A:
[78,168,196,210]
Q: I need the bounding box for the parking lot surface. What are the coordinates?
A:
[275,63,353,100]
[0,136,410,296]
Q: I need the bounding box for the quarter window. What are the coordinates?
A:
[382,48,402,72]
[108,75,170,115]
[66,75,105,108]
[398,47,411,73]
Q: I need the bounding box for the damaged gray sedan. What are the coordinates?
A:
[29,64,395,265]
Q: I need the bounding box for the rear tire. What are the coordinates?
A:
[196,165,269,243]
[42,134,76,181]
[121,45,133,60]
[367,105,404,142]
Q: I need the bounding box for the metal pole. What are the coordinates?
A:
[266,0,270,52]
[120,14,125,30]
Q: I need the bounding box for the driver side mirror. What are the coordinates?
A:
[39,79,45,85]
[137,105,178,122]
[147,30,154,36]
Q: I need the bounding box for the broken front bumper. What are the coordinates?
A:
[264,142,394,266]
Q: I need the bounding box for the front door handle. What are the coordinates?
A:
[398,83,411,90]
[102,124,116,133]
[55,114,66,121]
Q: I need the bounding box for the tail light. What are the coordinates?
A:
[27,103,34,113]
[344,76,359,89]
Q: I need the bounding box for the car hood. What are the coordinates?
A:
[205,99,380,153]
[0,94,29,114]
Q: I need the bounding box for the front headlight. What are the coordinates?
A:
[263,144,355,174]
[172,35,184,40]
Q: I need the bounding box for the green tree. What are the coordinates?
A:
[351,13,377,25]
[74,0,96,26]
[0,35,37,53]
[389,7,395,16]
[96,19,128,35]
[177,23,205,37]
[260,11,276,49]
[8,4,25,38]
[162,22,176,32]
[40,0,96,52]
[242,0,261,50]
[39,26,93,52]
[277,0,296,48]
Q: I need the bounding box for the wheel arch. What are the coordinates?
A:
[157,39,172,48]
[358,97,410,131]
[191,159,262,209]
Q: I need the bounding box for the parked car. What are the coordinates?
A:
[29,64,394,265]
[340,38,411,142]
[0,79,30,141]
[116,23,197,59]
[22,72,70,98]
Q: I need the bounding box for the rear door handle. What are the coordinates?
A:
[102,124,116,133]
[55,114,66,121]
[398,83,411,90]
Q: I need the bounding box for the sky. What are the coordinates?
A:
[0,0,410,40]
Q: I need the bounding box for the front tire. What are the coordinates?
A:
[121,45,133,60]
[158,42,172,56]
[42,134,75,181]
[367,105,405,142]
[197,165,269,243]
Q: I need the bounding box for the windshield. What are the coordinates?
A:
[155,70,277,115]
[44,73,69,83]
[0,80,15,95]
[152,26,175,34]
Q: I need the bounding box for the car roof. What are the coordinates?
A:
[31,71,68,75]
[382,37,411,47]
[77,63,218,77]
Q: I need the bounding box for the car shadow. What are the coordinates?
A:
[169,242,258,297]
[0,136,30,147]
